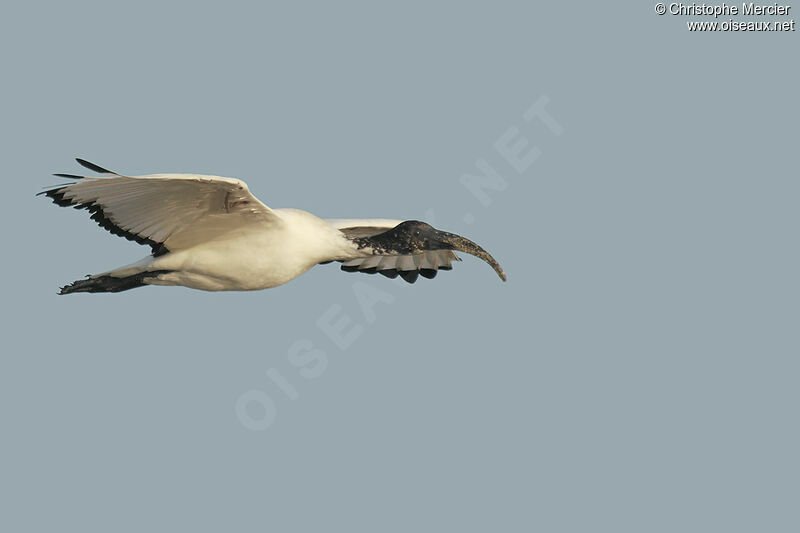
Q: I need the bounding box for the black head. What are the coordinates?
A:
[394,220,439,250]
[361,220,507,281]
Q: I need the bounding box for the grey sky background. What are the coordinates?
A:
[1,2,798,532]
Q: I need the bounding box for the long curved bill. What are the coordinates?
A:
[439,231,507,282]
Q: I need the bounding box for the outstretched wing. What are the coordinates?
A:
[40,159,281,256]
[326,218,461,283]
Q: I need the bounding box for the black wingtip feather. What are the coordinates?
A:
[39,185,169,257]
[339,260,448,283]
[399,270,419,284]
[75,158,114,174]
[419,268,437,279]
[53,173,85,179]
[42,188,74,207]
[59,270,173,294]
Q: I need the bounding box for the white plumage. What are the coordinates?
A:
[41,159,506,294]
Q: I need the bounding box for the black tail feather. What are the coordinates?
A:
[59,270,172,295]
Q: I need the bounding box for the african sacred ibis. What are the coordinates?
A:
[40,159,507,294]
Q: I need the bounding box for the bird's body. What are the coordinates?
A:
[123,209,364,291]
[41,159,506,294]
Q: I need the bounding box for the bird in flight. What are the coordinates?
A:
[40,159,507,294]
